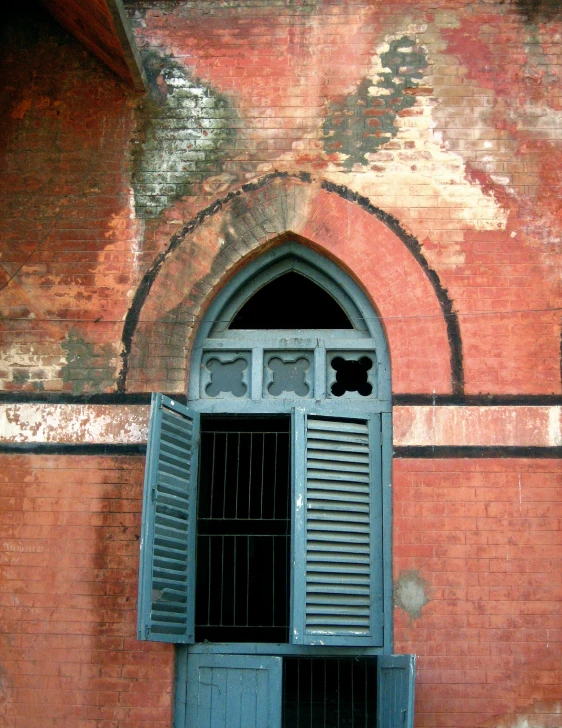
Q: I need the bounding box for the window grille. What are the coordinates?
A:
[195,417,291,643]
[283,657,378,728]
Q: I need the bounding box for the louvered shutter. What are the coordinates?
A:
[291,411,383,646]
[377,655,416,728]
[137,393,199,643]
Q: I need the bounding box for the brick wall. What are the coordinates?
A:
[1,1,561,727]
[1,454,561,728]
[394,458,562,728]
[1,1,561,395]
[0,455,173,728]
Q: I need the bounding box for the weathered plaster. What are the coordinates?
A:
[394,405,562,447]
[2,404,561,447]
[132,50,236,218]
[0,404,149,444]
[394,569,430,620]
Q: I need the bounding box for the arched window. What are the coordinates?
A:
[137,243,414,728]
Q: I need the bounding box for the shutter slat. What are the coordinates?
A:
[302,416,375,640]
[137,394,198,644]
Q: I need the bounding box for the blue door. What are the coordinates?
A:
[186,654,283,728]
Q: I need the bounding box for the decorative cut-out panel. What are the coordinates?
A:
[264,352,313,399]
[327,352,377,398]
[200,352,250,398]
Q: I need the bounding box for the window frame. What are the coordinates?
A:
[136,242,407,727]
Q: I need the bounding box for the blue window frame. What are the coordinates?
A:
[137,243,415,727]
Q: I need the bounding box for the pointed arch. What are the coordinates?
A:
[119,173,462,396]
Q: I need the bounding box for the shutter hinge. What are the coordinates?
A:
[151,487,157,502]
[145,623,151,636]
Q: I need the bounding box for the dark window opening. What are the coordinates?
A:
[283,657,378,728]
[195,417,291,642]
[229,272,354,329]
[331,356,373,397]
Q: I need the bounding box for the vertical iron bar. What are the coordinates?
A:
[233,535,237,625]
[272,534,276,626]
[323,659,327,728]
[235,432,240,520]
[260,432,265,518]
[209,433,216,518]
[273,432,278,519]
[222,432,225,519]
[220,535,224,626]
[296,659,300,728]
[351,658,355,728]
[309,658,313,728]
[364,661,368,728]
[207,537,212,625]
[337,658,340,728]
[248,433,253,519]
[246,535,250,626]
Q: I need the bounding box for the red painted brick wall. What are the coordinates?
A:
[0,455,173,728]
[394,459,562,728]
[2,455,561,728]
[1,1,561,727]
[1,1,561,396]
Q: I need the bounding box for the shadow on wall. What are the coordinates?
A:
[513,0,562,20]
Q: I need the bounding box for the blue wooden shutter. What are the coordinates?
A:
[377,655,416,728]
[292,411,384,646]
[137,393,199,643]
[186,654,282,728]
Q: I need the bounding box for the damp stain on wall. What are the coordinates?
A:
[131,50,237,219]
[322,36,428,170]
[60,328,117,394]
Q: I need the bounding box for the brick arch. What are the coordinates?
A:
[119,173,462,395]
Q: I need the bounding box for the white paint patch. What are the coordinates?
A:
[548,407,562,446]
[0,404,150,444]
[394,406,562,447]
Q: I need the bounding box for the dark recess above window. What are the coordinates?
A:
[229,272,353,329]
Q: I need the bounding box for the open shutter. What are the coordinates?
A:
[186,654,282,728]
[292,411,383,646]
[137,393,199,643]
[377,654,416,728]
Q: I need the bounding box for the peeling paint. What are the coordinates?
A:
[60,328,118,394]
[394,569,430,620]
[394,406,562,447]
[323,37,428,170]
[0,404,150,444]
[131,50,236,218]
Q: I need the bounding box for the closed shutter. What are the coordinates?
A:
[137,393,199,643]
[186,654,282,728]
[292,411,383,646]
[377,655,416,728]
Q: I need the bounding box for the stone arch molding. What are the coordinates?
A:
[120,173,462,395]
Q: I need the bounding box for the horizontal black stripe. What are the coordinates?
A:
[1,443,559,458]
[0,392,560,407]
[0,392,185,405]
[393,394,562,406]
[394,446,562,459]
[0,443,147,455]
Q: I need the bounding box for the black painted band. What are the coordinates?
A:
[0,443,147,455]
[394,446,562,458]
[0,392,185,405]
[0,392,560,406]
